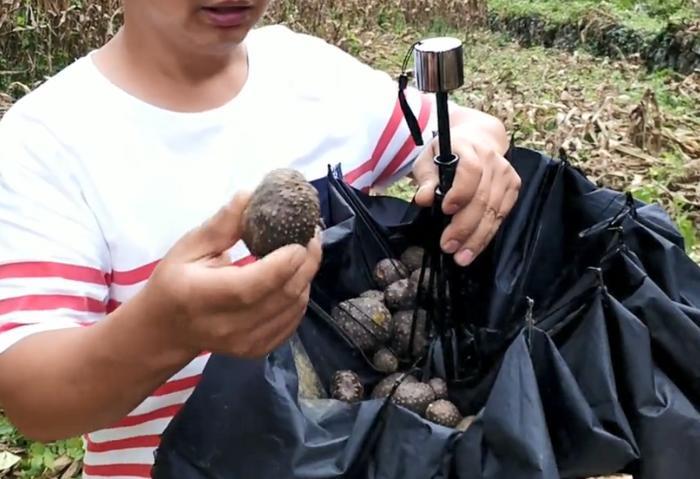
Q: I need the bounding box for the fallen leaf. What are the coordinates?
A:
[60,460,82,479]
[0,451,21,471]
[52,455,73,470]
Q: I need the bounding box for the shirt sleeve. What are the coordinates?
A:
[281,28,438,190]
[341,54,439,190]
[358,81,438,190]
[0,107,111,354]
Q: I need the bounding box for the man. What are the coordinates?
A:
[0,0,520,477]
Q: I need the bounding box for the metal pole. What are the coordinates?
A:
[413,36,466,382]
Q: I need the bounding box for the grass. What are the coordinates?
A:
[488,0,700,33]
[0,414,83,478]
[645,68,699,114]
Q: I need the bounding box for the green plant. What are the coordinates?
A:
[488,0,699,32]
[1,413,84,478]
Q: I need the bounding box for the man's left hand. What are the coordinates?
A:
[412,128,521,267]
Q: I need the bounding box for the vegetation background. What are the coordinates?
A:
[0,0,698,477]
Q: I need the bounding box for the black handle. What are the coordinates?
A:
[433,91,459,199]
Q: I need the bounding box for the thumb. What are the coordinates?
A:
[172,190,252,261]
[412,146,439,207]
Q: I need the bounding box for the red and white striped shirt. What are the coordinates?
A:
[0,25,436,478]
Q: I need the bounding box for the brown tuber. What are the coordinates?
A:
[384,279,417,311]
[373,258,409,289]
[428,378,448,400]
[242,168,321,258]
[400,246,425,271]
[372,347,399,373]
[331,297,392,353]
[425,399,462,428]
[391,382,436,416]
[331,370,364,403]
[390,309,429,358]
[371,372,418,399]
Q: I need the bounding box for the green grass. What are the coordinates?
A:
[369,26,700,256]
[644,68,699,114]
[489,0,700,33]
[1,413,84,478]
[423,29,697,124]
[628,148,698,249]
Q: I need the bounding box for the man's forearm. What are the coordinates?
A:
[448,105,509,155]
[0,291,196,442]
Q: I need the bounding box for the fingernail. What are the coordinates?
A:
[455,248,474,267]
[415,185,430,201]
[442,240,460,254]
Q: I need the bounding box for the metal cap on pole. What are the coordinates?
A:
[413,37,465,199]
[414,37,465,93]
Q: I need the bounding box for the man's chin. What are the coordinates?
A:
[199,24,256,53]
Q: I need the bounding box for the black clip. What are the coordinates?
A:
[625,191,638,219]
[525,297,535,353]
[433,153,459,199]
[397,41,425,147]
[558,147,569,164]
[587,266,607,293]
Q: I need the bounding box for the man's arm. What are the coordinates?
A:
[411,100,521,267]
[405,102,509,182]
[0,192,322,443]
[0,291,195,442]
[447,104,509,156]
[0,110,322,443]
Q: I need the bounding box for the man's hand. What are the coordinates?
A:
[0,191,322,442]
[412,113,521,267]
[144,191,323,359]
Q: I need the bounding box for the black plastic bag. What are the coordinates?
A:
[151,146,700,479]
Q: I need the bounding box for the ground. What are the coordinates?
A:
[368,28,700,259]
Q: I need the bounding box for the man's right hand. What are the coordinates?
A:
[0,191,322,442]
[143,191,323,359]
